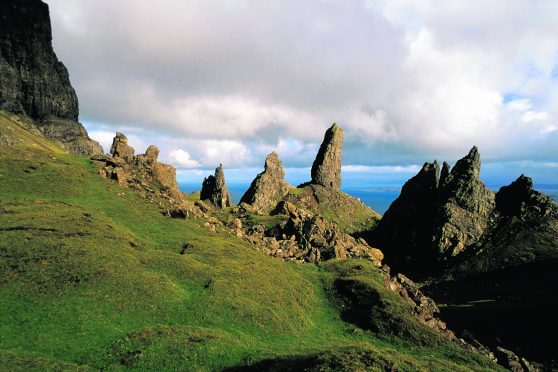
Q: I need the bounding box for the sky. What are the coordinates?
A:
[44,0,558,189]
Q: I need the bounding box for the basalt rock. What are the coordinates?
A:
[110,132,135,162]
[0,0,102,155]
[372,161,441,274]
[433,147,495,257]
[92,133,198,218]
[369,147,495,278]
[370,146,558,280]
[310,123,343,190]
[201,164,233,209]
[239,152,292,213]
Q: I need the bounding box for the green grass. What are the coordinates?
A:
[0,113,500,370]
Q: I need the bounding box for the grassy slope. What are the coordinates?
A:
[0,113,497,370]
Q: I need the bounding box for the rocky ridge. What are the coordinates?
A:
[0,0,101,155]
[239,152,293,213]
[92,132,202,218]
[201,164,233,209]
[370,146,558,279]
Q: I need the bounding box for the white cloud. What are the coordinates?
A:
[169,149,201,169]
[44,0,558,171]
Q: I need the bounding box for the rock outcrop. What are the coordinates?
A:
[201,164,233,208]
[239,152,292,213]
[310,123,343,190]
[91,133,200,218]
[370,146,558,280]
[110,132,135,162]
[0,0,102,155]
[433,147,495,257]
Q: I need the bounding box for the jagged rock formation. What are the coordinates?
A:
[310,123,343,190]
[0,0,102,155]
[200,164,233,208]
[433,147,495,257]
[239,152,292,213]
[371,146,558,281]
[92,133,201,218]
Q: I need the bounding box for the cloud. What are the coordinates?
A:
[169,149,201,169]
[44,0,558,173]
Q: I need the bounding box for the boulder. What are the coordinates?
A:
[240,152,292,213]
[310,123,343,190]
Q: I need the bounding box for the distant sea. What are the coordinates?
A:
[179,183,558,215]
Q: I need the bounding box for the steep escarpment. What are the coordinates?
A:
[0,0,101,155]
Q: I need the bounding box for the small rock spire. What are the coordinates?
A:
[201,164,233,208]
[310,123,343,190]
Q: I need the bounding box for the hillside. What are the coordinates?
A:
[0,112,500,370]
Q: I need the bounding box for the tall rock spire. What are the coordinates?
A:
[310,123,343,190]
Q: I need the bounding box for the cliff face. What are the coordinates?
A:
[0,0,102,155]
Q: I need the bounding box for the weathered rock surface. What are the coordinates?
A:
[201,164,233,208]
[0,0,102,155]
[110,132,135,162]
[370,146,558,280]
[310,123,343,190]
[92,133,199,218]
[239,152,292,213]
[433,147,495,257]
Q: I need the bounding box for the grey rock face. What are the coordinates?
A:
[371,147,496,277]
[0,0,102,155]
[201,164,233,208]
[311,123,343,190]
[433,147,495,257]
[371,146,558,279]
[239,152,292,213]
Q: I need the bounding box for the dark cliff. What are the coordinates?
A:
[0,0,102,155]
[369,147,558,279]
